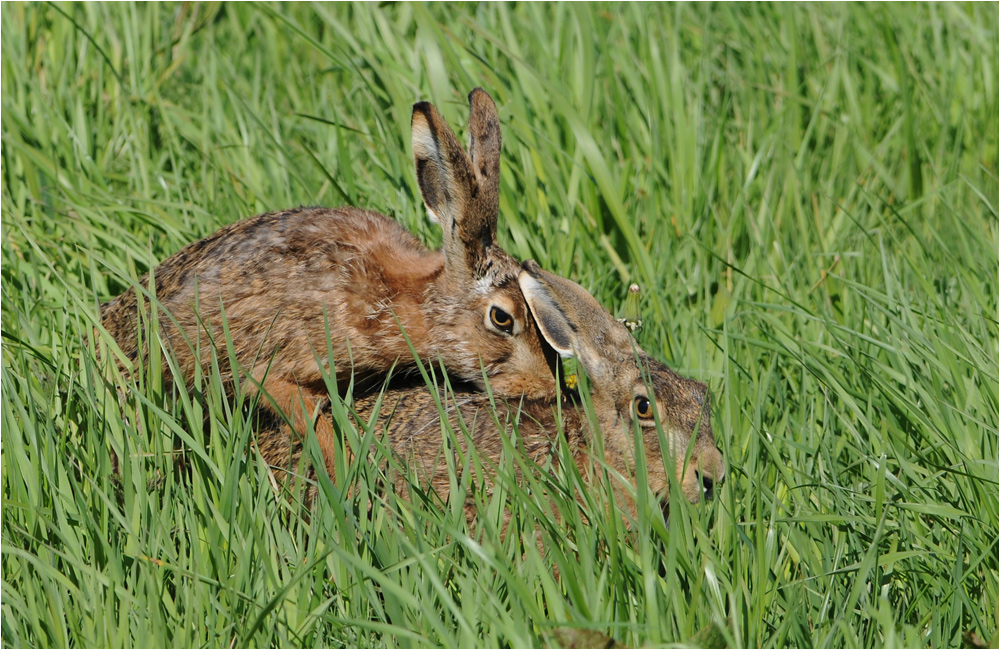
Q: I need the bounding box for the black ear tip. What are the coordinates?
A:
[412,101,434,121]
[520,259,543,276]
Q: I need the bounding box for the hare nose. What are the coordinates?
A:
[698,471,719,501]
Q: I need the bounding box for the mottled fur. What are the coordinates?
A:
[259,261,725,522]
[100,90,560,480]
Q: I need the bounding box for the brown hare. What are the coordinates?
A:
[99,89,560,478]
[260,261,725,519]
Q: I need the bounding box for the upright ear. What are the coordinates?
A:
[411,100,474,230]
[466,87,501,217]
[411,90,501,279]
[517,260,636,387]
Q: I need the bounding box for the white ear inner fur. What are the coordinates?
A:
[425,208,440,224]
[518,273,575,359]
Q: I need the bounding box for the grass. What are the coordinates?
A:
[2,2,998,647]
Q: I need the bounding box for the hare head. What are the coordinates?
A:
[518,260,725,506]
[413,89,559,400]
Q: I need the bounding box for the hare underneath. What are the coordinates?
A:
[99,89,560,480]
[258,261,725,520]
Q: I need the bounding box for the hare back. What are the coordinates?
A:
[100,206,445,389]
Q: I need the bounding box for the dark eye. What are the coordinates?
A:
[489,306,514,334]
[634,396,654,420]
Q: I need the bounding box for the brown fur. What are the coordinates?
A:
[258,261,726,522]
[99,90,560,481]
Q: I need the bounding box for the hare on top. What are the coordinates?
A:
[99,89,560,478]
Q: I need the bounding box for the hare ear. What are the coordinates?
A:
[518,260,634,386]
[411,97,497,278]
[517,267,575,358]
[466,88,501,214]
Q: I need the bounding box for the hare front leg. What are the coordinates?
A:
[249,369,346,485]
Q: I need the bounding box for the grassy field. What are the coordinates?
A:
[2,3,998,647]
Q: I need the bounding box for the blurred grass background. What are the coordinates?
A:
[2,2,997,647]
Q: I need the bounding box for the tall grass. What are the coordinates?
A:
[3,3,997,647]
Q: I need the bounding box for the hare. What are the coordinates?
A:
[99,89,560,478]
[259,260,725,520]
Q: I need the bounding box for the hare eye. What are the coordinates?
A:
[634,396,654,420]
[489,306,515,334]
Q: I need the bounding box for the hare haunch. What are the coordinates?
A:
[100,89,560,477]
[260,261,725,518]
